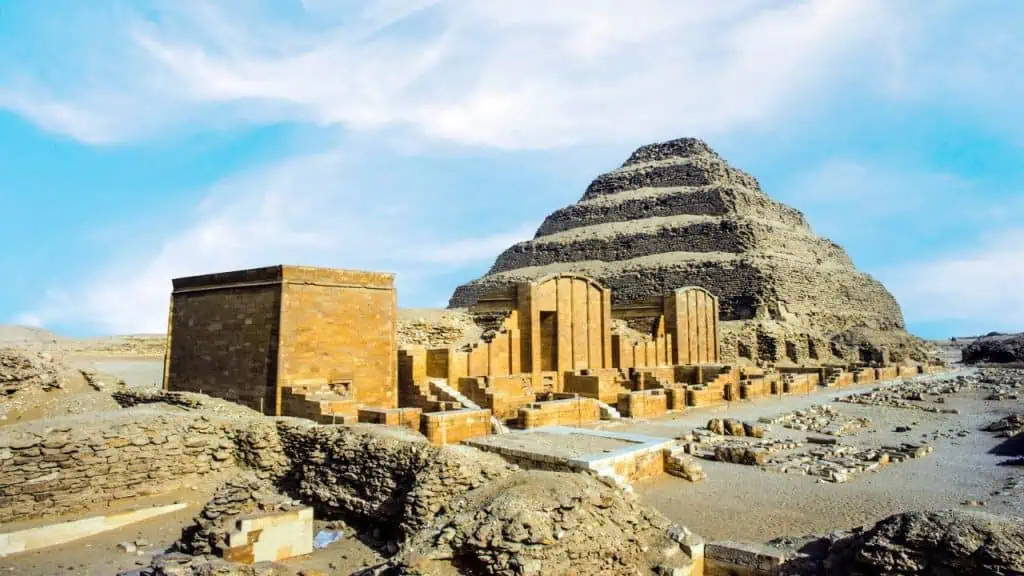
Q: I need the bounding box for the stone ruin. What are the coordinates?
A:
[450,137,935,366]
[160,263,937,453]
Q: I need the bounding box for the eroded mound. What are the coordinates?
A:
[389,471,694,576]
[0,347,67,395]
[964,332,1024,364]
[827,510,1024,575]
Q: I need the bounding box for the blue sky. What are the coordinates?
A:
[0,0,1022,339]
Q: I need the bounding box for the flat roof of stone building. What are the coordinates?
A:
[172,265,394,292]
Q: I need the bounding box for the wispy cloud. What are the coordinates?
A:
[0,0,904,147]
[22,147,535,333]
[880,228,1024,331]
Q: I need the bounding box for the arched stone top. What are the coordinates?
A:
[673,286,719,301]
[531,272,609,293]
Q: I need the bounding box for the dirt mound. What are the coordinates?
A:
[825,510,1024,575]
[0,347,123,425]
[0,324,64,345]
[963,332,1024,364]
[0,347,67,395]
[388,471,695,576]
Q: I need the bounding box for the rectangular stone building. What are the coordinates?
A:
[163,265,397,417]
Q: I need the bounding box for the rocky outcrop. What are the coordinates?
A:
[0,347,67,395]
[963,332,1024,364]
[275,422,516,540]
[385,471,697,576]
[819,510,1024,575]
[451,138,925,364]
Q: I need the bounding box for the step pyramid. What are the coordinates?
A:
[450,138,921,363]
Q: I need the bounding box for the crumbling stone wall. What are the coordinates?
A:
[273,422,515,539]
[0,411,241,523]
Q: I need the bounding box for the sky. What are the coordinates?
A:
[0,0,1022,340]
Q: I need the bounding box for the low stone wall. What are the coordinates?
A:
[666,387,687,410]
[564,371,622,404]
[783,374,818,395]
[0,411,241,523]
[518,397,601,429]
[740,378,773,400]
[618,389,669,418]
[833,372,855,388]
[705,541,793,576]
[420,408,492,446]
[687,386,726,407]
[875,366,899,381]
[854,368,876,384]
[357,407,422,430]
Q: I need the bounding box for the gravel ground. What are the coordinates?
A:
[623,370,1024,542]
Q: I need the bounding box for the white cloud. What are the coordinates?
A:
[0,0,904,147]
[880,228,1024,330]
[22,147,535,334]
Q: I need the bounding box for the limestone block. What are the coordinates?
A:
[224,507,313,564]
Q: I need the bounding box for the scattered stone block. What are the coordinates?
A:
[223,507,314,564]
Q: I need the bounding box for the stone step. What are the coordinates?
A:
[596,400,622,420]
[429,379,481,410]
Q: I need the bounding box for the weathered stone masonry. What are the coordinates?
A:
[0,412,242,523]
[164,265,397,418]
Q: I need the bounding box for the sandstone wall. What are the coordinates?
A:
[277,268,397,410]
[165,280,281,414]
[617,389,669,418]
[420,408,493,445]
[518,397,601,429]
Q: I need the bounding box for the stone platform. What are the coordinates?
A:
[464,426,673,483]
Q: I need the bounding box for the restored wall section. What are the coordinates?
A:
[165,267,282,414]
[518,397,601,429]
[419,409,493,446]
[277,267,397,413]
[166,265,397,417]
[617,389,669,418]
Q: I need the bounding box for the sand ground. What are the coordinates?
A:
[621,370,1023,541]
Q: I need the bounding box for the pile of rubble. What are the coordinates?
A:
[664,447,708,482]
[179,473,304,556]
[679,426,932,483]
[840,369,1023,411]
[383,471,700,576]
[838,380,964,413]
[396,309,479,348]
[759,404,871,436]
[706,417,766,438]
[0,347,67,395]
[977,368,1023,400]
[680,429,800,466]
[984,414,1024,439]
[763,443,933,483]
